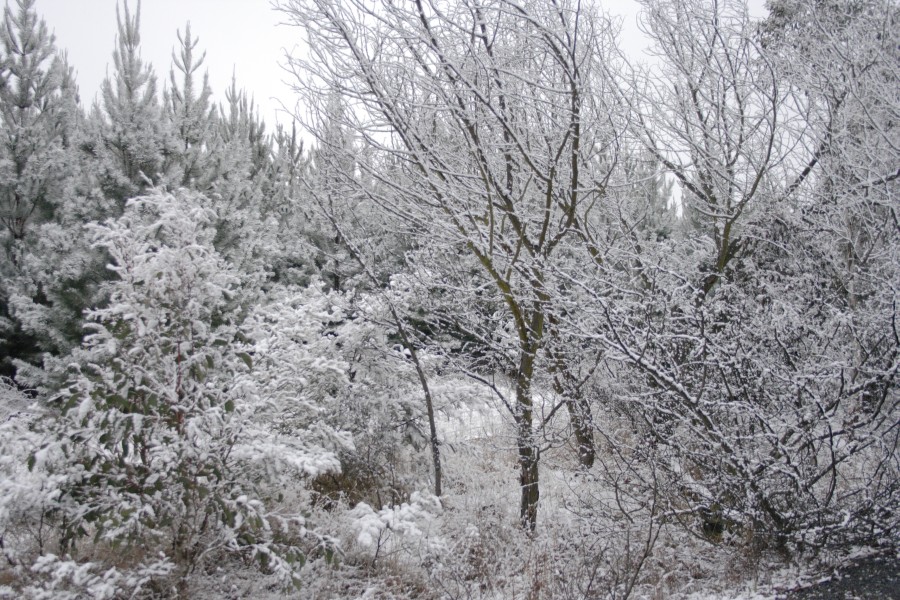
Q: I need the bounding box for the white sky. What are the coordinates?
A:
[32,0,767,131]
[34,0,301,128]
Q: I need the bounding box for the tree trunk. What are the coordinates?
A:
[405,340,442,497]
[566,396,595,469]
[518,428,539,531]
[515,377,539,531]
[516,312,543,531]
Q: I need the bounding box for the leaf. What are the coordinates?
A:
[236,352,253,370]
[190,363,207,382]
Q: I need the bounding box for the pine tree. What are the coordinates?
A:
[203,76,275,275]
[166,22,216,188]
[0,0,88,378]
[0,0,72,241]
[307,93,358,291]
[215,75,269,183]
[94,0,171,202]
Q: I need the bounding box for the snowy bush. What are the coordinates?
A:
[349,492,443,563]
[0,378,62,570]
[23,553,175,600]
[12,189,346,595]
[293,289,440,510]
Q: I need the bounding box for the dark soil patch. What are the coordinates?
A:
[787,554,899,600]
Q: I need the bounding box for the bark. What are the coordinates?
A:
[403,337,442,497]
[566,396,595,469]
[515,308,543,531]
[515,384,539,531]
[518,430,540,531]
[547,327,596,469]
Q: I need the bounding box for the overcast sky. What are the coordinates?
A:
[34,0,300,127]
[32,0,767,130]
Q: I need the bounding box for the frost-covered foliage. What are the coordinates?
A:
[91,1,171,202]
[0,0,73,241]
[165,23,217,189]
[0,0,99,376]
[0,378,57,568]
[297,288,441,509]
[0,0,897,596]
[349,492,442,559]
[240,282,353,481]
[6,190,345,595]
[23,554,175,600]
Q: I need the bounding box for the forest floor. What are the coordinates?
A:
[685,551,900,600]
[784,553,900,600]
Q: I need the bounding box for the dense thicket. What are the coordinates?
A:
[0,0,896,597]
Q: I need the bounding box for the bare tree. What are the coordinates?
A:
[571,0,899,549]
[278,0,622,530]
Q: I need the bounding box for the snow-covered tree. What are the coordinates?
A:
[25,189,346,592]
[280,0,624,530]
[0,0,72,241]
[197,76,277,278]
[568,0,899,551]
[92,0,171,202]
[165,22,216,189]
[214,75,269,186]
[0,0,101,378]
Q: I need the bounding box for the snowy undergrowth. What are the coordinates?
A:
[0,368,849,600]
[282,384,838,600]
